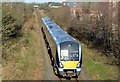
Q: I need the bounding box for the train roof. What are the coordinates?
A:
[42,17,79,45]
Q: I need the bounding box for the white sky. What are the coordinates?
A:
[24,0,66,3]
[2,0,119,3]
[2,0,66,3]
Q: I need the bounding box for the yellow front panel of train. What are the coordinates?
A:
[61,61,79,68]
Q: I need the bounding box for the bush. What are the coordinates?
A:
[50,7,72,28]
[2,2,34,58]
[2,3,34,40]
[2,13,19,40]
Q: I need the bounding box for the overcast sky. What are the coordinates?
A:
[24,0,66,3]
[2,0,65,3]
[2,0,119,3]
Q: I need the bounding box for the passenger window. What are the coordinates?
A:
[49,26,52,29]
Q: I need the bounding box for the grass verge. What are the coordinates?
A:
[81,43,118,80]
[2,12,44,80]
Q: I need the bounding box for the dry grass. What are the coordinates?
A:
[2,12,44,80]
[77,40,118,80]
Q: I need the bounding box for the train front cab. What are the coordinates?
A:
[58,41,82,77]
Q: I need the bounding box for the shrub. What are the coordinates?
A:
[2,13,19,40]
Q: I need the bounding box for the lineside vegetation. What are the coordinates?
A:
[2,2,34,60]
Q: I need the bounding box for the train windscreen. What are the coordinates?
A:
[60,42,79,61]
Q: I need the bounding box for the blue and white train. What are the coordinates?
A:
[42,17,82,77]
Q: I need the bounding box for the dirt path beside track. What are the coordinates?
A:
[35,9,59,80]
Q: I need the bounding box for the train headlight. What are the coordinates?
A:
[76,63,80,68]
[59,62,63,68]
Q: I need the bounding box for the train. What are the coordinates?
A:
[42,17,82,77]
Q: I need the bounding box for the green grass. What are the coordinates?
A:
[12,47,20,52]
[17,58,24,64]
[81,43,118,80]
[9,31,40,79]
[23,30,34,47]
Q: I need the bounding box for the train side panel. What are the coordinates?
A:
[41,19,58,65]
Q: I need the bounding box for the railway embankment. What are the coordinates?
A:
[2,12,44,80]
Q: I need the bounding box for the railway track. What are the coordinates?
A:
[36,9,80,81]
[59,77,79,82]
[35,8,91,80]
[35,9,58,80]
